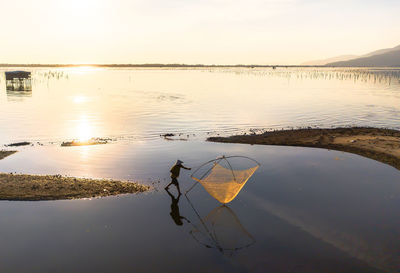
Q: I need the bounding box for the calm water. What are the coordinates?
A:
[0,67,400,144]
[1,142,400,273]
[1,67,400,272]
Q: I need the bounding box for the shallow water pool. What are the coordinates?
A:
[1,141,400,273]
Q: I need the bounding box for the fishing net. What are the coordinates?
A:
[190,205,255,256]
[190,156,260,204]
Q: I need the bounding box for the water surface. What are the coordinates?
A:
[1,142,400,272]
[1,67,400,272]
[1,67,399,144]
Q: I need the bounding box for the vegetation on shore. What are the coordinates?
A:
[0,150,150,201]
[208,127,400,171]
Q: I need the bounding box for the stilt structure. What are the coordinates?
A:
[5,71,32,91]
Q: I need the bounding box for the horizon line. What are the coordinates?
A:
[1,64,399,68]
[0,63,331,68]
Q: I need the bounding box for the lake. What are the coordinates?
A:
[1,67,400,272]
[0,67,400,144]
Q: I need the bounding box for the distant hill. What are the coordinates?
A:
[361,44,400,58]
[302,44,400,67]
[301,55,358,66]
[327,49,400,67]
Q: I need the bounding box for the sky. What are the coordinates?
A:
[0,0,399,65]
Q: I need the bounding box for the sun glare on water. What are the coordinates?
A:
[73,95,88,104]
[76,116,93,142]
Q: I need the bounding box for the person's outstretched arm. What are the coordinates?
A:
[181,165,191,170]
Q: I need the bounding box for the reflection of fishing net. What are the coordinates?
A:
[189,205,255,256]
[189,156,260,204]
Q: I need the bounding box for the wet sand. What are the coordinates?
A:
[208,127,400,171]
[0,151,150,201]
[0,150,16,160]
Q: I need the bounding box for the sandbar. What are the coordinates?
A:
[208,127,400,171]
[0,150,150,201]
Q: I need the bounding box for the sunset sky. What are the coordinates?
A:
[1,0,399,65]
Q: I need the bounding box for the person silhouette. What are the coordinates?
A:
[165,159,191,194]
[165,188,190,226]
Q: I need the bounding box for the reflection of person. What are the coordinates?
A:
[165,159,191,194]
[165,188,190,226]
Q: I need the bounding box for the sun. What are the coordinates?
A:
[57,0,98,17]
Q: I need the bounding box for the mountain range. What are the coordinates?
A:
[302,44,400,67]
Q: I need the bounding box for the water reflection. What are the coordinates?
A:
[6,90,32,102]
[249,193,400,273]
[73,95,89,104]
[1,141,399,272]
[165,189,189,226]
[1,67,400,145]
[75,115,94,142]
[186,196,255,256]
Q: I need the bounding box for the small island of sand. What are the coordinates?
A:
[0,150,150,201]
[208,127,400,171]
[0,150,17,160]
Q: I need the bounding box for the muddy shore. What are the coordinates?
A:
[208,127,400,171]
[0,151,150,201]
[0,150,16,160]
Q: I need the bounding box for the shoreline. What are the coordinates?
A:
[208,127,400,171]
[2,126,400,200]
[2,64,399,68]
[0,150,150,201]
[0,150,16,160]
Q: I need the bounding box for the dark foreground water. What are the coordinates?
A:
[1,141,400,273]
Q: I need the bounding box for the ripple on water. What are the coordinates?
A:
[1,68,400,145]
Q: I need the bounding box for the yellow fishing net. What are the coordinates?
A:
[192,162,259,204]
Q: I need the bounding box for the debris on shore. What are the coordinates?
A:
[160,133,191,141]
[160,133,175,137]
[6,142,31,147]
[61,138,110,147]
